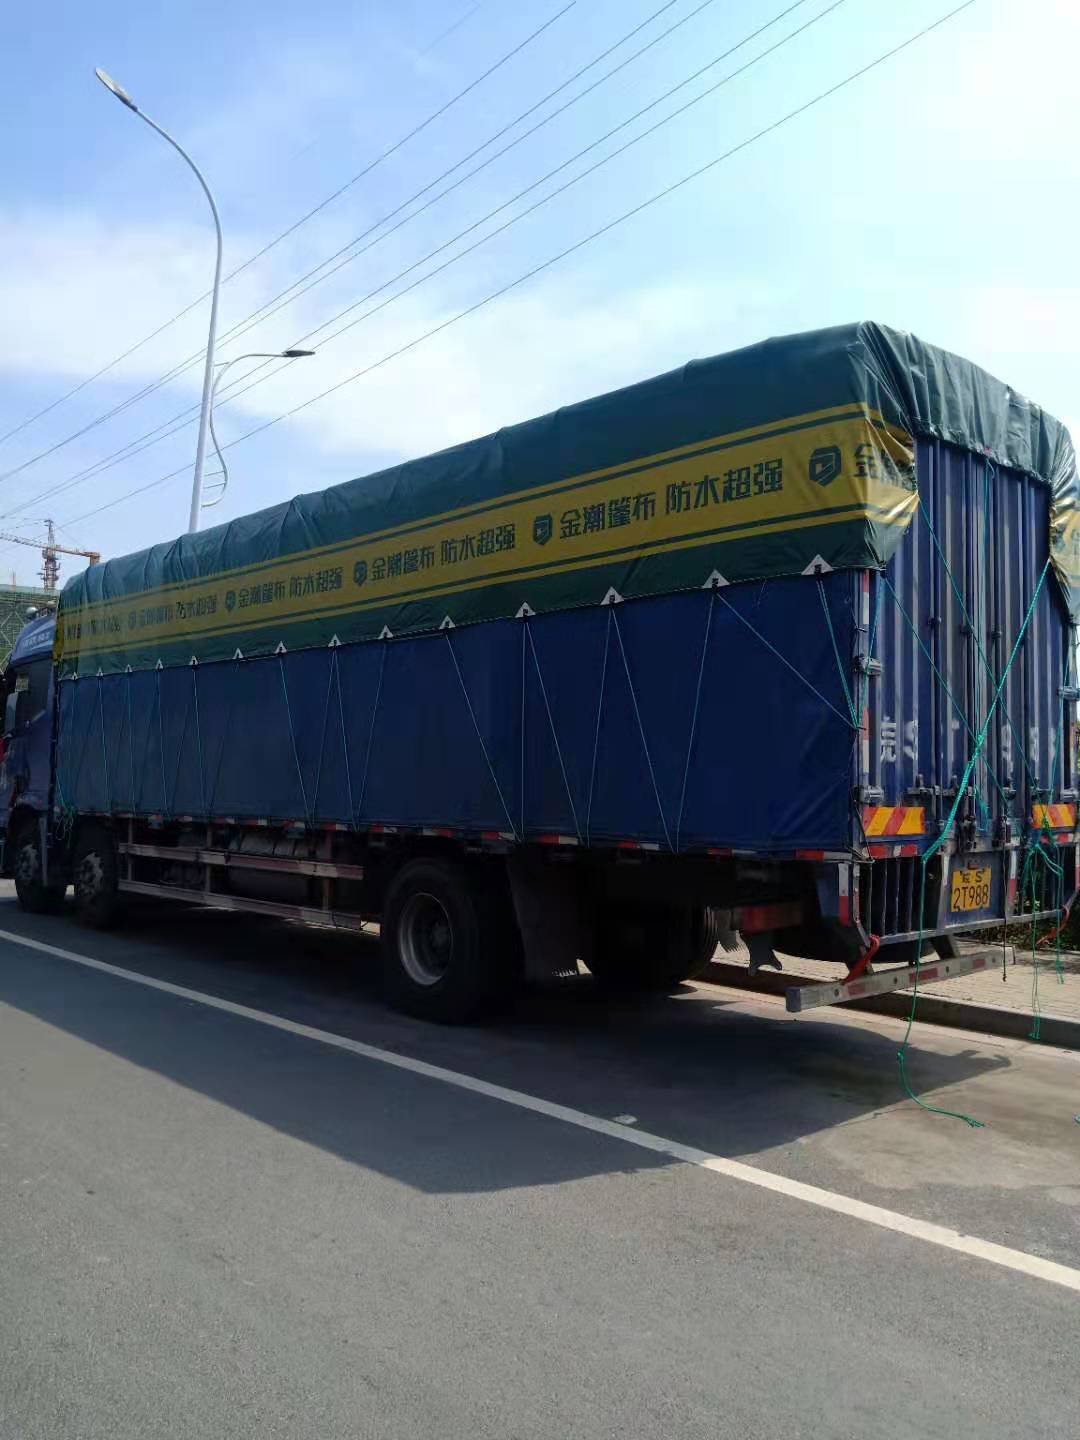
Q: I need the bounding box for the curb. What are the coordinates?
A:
[704,961,1080,1051]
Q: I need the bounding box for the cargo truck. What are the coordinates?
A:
[1,322,1077,1021]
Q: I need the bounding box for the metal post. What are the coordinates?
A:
[95,69,222,535]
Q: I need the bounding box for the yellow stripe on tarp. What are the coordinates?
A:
[58,406,916,663]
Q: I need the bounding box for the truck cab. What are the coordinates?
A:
[0,610,60,907]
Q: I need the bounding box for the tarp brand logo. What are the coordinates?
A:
[810,445,843,487]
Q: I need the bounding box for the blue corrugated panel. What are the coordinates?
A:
[871,439,1072,834]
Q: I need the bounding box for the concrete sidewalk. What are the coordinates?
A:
[707,939,1080,1047]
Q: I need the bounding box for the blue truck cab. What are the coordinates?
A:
[0,610,61,908]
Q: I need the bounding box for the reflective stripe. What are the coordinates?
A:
[862,805,926,837]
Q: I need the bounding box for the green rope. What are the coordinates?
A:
[817,578,858,727]
[896,557,1052,1126]
[917,497,1041,800]
[881,575,1011,809]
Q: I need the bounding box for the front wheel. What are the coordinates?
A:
[12,819,66,914]
[72,824,120,929]
[381,859,518,1023]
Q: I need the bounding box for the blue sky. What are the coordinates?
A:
[0,0,1076,585]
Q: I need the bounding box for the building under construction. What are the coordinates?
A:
[0,521,100,666]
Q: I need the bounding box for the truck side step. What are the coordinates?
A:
[784,946,999,1013]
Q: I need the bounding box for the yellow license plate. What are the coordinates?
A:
[950,866,991,912]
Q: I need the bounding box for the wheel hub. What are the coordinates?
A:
[77,851,105,899]
[398,892,454,987]
[15,842,39,888]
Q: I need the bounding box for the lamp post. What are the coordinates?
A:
[203,350,315,509]
[95,67,223,536]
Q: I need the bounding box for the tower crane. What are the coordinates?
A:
[0,520,100,592]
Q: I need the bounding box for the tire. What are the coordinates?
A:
[588,902,716,991]
[11,819,65,915]
[381,859,517,1023]
[72,824,120,929]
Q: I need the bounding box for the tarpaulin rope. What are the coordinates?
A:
[519,620,527,839]
[166,691,193,820]
[713,587,856,729]
[817,578,859,728]
[880,575,1011,808]
[277,654,311,824]
[917,497,1040,799]
[308,648,355,829]
[333,649,356,824]
[125,670,136,814]
[586,610,614,845]
[96,677,112,815]
[206,658,241,814]
[611,608,673,852]
[191,666,208,818]
[898,557,1052,1126]
[155,668,168,816]
[858,578,884,725]
[355,642,387,824]
[444,630,518,840]
[525,622,582,842]
[311,648,338,822]
[675,589,715,852]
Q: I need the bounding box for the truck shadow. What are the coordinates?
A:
[0,895,1010,1197]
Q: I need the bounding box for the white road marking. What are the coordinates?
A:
[4,924,1080,1296]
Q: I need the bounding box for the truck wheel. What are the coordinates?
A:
[381,859,516,1023]
[12,820,65,915]
[588,902,714,991]
[72,825,120,929]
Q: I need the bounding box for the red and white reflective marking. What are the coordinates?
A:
[736,901,802,934]
[837,865,851,927]
[536,834,579,847]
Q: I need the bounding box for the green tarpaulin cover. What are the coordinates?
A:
[57,321,1079,674]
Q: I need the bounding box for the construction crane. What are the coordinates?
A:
[0,519,100,592]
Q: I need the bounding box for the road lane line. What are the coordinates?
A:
[4,924,1080,1295]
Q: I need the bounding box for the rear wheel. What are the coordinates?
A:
[12,819,65,914]
[381,859,517,1022]
[72,824,120,929]
[587,902,717,991]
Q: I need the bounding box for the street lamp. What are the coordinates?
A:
[95,66,223,536]
[203,350,316,509]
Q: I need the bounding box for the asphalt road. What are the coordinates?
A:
[2,886,1080,1439]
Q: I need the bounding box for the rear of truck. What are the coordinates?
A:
[853,435,1077,962]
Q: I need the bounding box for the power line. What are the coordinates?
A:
[0,0,707,490]
[0,1,575,455]
[58,0,978,538]
[4,0,825,519]
[104,0,722,412]
[418,0,493,57]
